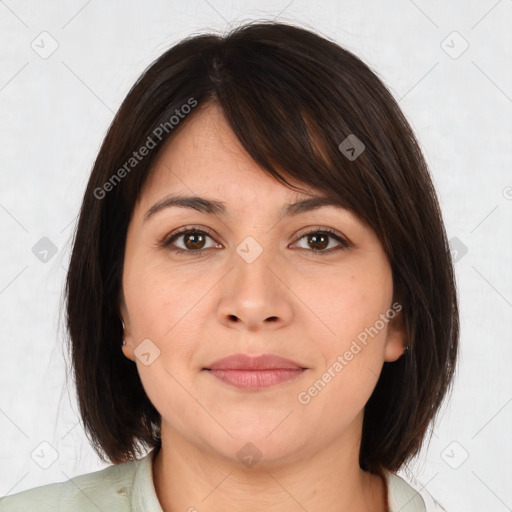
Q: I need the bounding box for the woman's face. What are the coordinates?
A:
[120,102,405,467]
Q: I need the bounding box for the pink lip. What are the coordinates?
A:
[204,353,307,391]
[205,353,306,371]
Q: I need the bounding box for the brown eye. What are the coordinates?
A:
[306,232,329,251]
[160,227,349,256]
[293,229,350,254]
[181,231,207,250]
[162,228,219,255]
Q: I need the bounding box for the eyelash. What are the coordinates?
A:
[158,225,350,256]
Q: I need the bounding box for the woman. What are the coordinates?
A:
[0,21,457,512]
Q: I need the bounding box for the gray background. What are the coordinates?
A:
[1,1,511,510]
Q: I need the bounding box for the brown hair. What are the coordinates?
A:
[64,21,458,473]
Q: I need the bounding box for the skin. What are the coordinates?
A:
[120,102,406,512]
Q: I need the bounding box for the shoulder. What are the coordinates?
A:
[0,454,145,512]
[387,472,448,512]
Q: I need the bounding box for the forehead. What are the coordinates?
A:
[127,104,381,250]
[136,103,321,212]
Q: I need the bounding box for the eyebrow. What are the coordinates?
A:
[143,194,344,222]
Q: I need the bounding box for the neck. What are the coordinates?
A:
[152,419,387,512]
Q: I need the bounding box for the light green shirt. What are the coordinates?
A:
[0,448,445,511]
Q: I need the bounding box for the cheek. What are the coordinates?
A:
[298,260,393,403]
[123,261,208,432]
[297,297,393,429]
[123,251,210,341]
[301,261,393,353]
[122,250,227,379]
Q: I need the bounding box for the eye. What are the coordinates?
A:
[291,228,350,254]
[158,226,350,256]
[158,227,221,255]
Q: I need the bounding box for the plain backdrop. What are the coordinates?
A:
[1,1,511,510]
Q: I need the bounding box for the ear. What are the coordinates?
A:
[119,300,135,362]
[383,308,407,362]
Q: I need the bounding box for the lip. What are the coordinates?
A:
[204,353,306,371]
[203,353,307,391]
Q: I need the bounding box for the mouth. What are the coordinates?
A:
[203,353,308,391]
[204,368,306,390]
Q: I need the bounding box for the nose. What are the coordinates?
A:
[216,241,293,332]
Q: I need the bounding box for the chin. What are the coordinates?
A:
[198,421,309,469]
